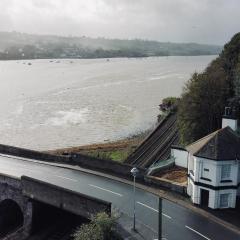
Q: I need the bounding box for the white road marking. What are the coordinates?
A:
[55,175,78,182]
[185,225,211,240]
[89,184,123,197]
[137,201,172,219]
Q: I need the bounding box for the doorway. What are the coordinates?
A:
[200,189,209,207]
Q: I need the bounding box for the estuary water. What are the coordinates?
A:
[0,56,216,150]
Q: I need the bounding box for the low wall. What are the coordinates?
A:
[145,175,187,195]
[0,144,145,181]
[0,144,188,196]
[71,153,146,181]
[0,144,70,163]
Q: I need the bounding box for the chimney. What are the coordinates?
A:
[222,107,238,131]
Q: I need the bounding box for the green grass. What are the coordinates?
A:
[82,148,133,163]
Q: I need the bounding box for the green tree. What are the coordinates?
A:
[177,32,240,145]
[178,59,230,145]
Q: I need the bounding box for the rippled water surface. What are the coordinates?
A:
[0,56,216,150]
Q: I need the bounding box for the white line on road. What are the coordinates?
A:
[185,225,211,240]
[137,201,172,219]
[89,184,123,197]
[55,175,78,182]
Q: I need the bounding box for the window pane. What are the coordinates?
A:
[221,165,231,180]
[220,194,229,208]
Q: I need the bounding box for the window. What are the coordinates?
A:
[204,168,209,172]
[220,194,230,208]
[221,165,231,180]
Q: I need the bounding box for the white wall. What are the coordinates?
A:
[195,157,239,187]
[222,118,238,131]
[187,157,240,209]
[189,183,237,209]
[172,148,188,168]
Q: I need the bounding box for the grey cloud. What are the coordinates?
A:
[0,0,239,44]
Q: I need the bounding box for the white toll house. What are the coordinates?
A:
[172,107,240,209]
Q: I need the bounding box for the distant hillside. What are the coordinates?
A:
[0,32,222,60]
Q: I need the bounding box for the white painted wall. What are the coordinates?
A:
[222,118,238,131]
[195,157,239,187]
[187,156,240,209]
[188,183,237,209]
[171,148,188,168]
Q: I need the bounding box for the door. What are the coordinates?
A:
[200,189,209,207]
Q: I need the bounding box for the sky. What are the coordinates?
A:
[0,0,239,45]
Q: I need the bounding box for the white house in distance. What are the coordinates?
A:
[172,109,240,209]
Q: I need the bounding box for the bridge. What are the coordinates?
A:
[0,145,239,240]
[0,166,110,239]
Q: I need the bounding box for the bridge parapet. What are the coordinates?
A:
[22,176,111,219]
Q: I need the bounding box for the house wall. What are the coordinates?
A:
[187,155,240,209]
[191,157,239,187]
[171,148,188,168]
[189,181,237,208]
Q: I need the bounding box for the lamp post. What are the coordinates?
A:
[130,167,139,231]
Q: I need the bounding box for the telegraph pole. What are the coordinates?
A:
[158,197,162,240]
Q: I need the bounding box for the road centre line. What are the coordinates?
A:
[89,184,123,197]
[55,175,78,182]
[137,201,172,219]
[185,225,211,240]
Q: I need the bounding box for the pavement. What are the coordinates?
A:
[0,154,240,240]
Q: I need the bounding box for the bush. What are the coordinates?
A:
[73,212,122,240]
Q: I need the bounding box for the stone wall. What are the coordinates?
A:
[0,175,32,240]
[0,174,111,240]
[0,144,69,163]
[70,153,146,181]
[22,176,111,220]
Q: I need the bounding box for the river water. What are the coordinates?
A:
[0,56,216,150]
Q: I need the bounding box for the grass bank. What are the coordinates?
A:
[47,131,151,163]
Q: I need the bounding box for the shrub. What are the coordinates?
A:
[73,212,121,240]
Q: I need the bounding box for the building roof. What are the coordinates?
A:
[186,127,240,160]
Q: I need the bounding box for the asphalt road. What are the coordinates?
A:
[0,154,239,240]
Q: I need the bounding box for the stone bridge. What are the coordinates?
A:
[0,174,111,240]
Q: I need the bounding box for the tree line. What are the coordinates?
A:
[175,32,240,145]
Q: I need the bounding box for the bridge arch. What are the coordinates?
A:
[0,199,24,237]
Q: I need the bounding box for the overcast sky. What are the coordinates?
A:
[0,0,239,45]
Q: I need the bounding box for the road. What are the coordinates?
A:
[0,154,239,240]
